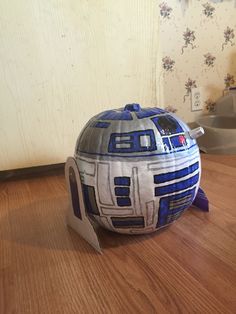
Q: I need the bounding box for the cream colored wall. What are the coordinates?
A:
[0,0,162,170]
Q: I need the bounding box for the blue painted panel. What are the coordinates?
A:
[96,110,133,120]
[154,162,199,184]
[152,115,184,136]
[155,173,199,196]
[108,129,157,153]
[69,167,81,219]
[116,197,131,207]
[82,184,100,215]
[115,187,130,196]
[170,134,187,148]
[114,177,130,186]
[157,188,196,227]
[111,216,144,228]
[90,121,110,128]
[136,108,166,119]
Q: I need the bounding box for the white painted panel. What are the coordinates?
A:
[101,207,133,216]
[78,158,95,176]
[140,135,151,147]
[97,163,113,206]
[146,201,154,226]
[0,0,161,170]
[132,166,141,215]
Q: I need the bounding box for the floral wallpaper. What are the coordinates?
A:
[159,0,236,122]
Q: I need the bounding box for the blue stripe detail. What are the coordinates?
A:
[114,177,130,186]
[154,162,199,184]
[108,129,157,153]
[90,121,110,128]
[151,115,184,136]
[96,110,132,120]
[111,216,144,228]
[157,188,196,227]
[135,108,167,119]
[77,143,198,158]
[155,173,199,196]
[117,197,131,207]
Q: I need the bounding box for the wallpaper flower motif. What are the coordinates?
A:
[204,53,216,67]
[222,27,235,50]
[224,73,235,88]
[205,99,216,112]
[202,2,215,18]
[159,1,236,122]
[162,56,175,71]
[159,2,173,19]
[181,28,196,54]
[184,78,197,102]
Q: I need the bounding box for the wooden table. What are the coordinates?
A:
[0,155,236,313]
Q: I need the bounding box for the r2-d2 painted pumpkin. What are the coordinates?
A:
[74,104,204,234]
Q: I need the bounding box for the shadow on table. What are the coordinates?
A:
[0,196,169,254]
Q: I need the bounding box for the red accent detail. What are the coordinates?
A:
[178,135,186,145]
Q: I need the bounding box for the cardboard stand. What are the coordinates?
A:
[65,157,102,253]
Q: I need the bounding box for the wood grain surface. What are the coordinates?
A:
[0,154,236,313]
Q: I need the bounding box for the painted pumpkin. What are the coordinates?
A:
[74,104,201,234]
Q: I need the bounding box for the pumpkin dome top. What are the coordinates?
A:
[94,104,167,120]
[75,104,197,161]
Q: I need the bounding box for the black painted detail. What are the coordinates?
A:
[82,184,100,215]
[111,216,144,228]
[69,167,82,219]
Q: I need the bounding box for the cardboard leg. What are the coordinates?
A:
[192,187,209,212]
[65,157,102,253]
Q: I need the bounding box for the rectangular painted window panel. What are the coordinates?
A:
[166,211,183,223]
[170,195,192,207]
[170,199,192,209]
[91,121,110,128]
[151,115,184,136]
[97,163,113,205]
[69,167,82,220]
[115,143,131,149]
[115,187,130,196]
[108,130,156,153]
[82,184,100,215]
[154,162,199,184]
[78,159,96,176]
[155,173,199,196]
[117,197,131,207]
[140,135,151,147]
[114,177,130,186]
[111,216,144,228]
[115,136,131,142]
[170,135,187,148]
[169,200,192,210]
[157,187,196,227]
